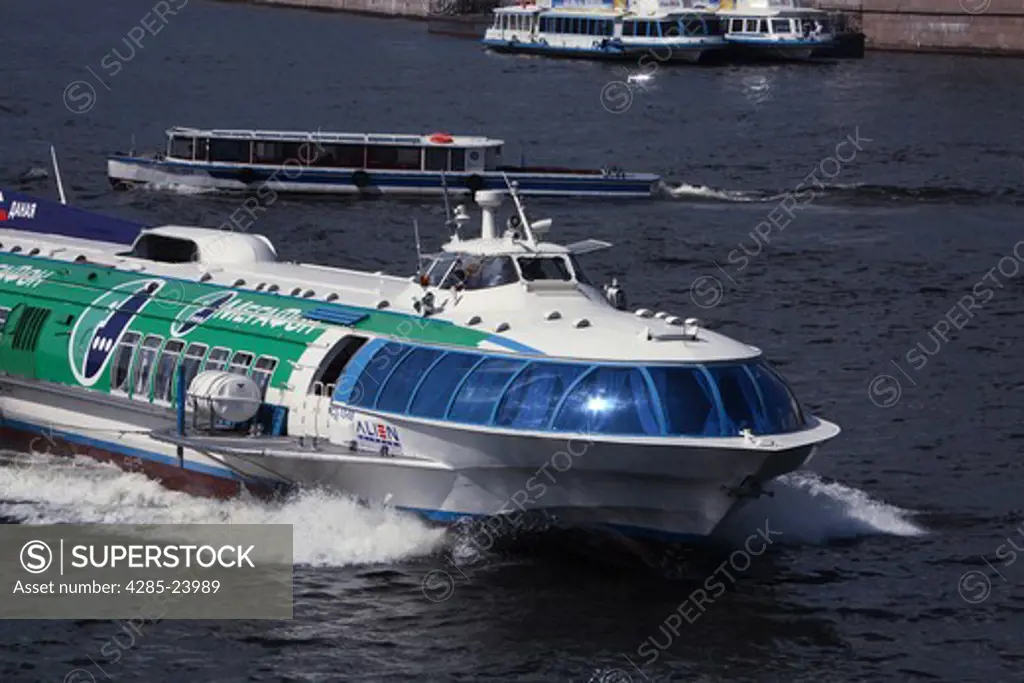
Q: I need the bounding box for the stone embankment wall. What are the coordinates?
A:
[815,0,1024,55]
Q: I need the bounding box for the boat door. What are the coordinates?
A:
[0,304,52,380]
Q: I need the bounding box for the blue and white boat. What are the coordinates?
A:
[482,0,726,64]
[718,0,836,61]
[107,127,660,199]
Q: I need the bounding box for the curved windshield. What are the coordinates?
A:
[518,257,572,282]
[334,344,809,438]
[425,254,519,290]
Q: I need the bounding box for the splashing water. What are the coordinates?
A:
[0,452,446,567]
[714,470,927,546]
[661,182,784,203]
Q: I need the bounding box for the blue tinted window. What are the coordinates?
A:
[495,362,588,430]
[448,358,527,424]
[705,365,761,436]
[409,352,482,418]
[552,367,660,436]
[350,342,410,408]
[647,366,721,436]
[748,362,805,433]
[376,348,443,413]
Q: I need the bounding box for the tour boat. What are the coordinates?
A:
[0,183,839,542]
[717,0,836,61]
[107,127,660,199]
[483,0,726,64]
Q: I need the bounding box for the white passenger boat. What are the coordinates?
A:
[718,0,836,61]
[107,127,660,199]
[483,0,726,64]
[0,183,839,542]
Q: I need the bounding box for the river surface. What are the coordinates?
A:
[2,1,1024,681]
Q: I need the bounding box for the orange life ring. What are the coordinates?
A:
[429,132,454,144]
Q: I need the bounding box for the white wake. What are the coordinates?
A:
[714,470,927,546]
[0,452,445,567]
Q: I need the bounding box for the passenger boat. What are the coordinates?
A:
[717,0,836,61]
[0,183,839,541]
[107,127,660,199]
[483,0,726,64]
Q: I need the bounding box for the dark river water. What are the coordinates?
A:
[2,0,1024,681]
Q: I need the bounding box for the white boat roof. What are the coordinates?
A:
[718,0,824,15]
[0,198,763,364]
[166,127,503,149]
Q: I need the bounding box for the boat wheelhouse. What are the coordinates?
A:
[483,0,726,64]
[0,184,840,542]
[107,127,659,199]
[717,0,836,61]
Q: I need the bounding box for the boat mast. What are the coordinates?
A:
[50,145,67,206]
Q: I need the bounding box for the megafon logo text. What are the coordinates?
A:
[171,291,237,337]
[68,279,165,387]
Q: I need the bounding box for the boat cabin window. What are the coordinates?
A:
[126,233,198,263]
[450,148,466,172]
[204,347,231,372]
[169,136,195,160]
[428,254,520,290]
[0,307,9,332]
[132,335,164,398]
[772,19,791,33]
[252,356,279,394]
[152,340,185,403]
[759,19,769,32]
[681,18,706,36]
[179,343,209,396]
[252,141,312,165]
[705,17,724,35]
[228,351,255,375]
[314,144,365,168]
[110,331,141,393]
[208,138,252,164]
[424,147,450,171]
[745,19,758,32]
[729,18,743,32]
[659,21,678,37]
[517,256,572,282]
[367,145,422,171]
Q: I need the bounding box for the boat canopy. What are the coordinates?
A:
[163,127,502,172]
[335,339,808,438]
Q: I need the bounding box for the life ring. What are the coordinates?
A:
[429,132,454,144]
[352,170,371,188]
[466,175,485,193]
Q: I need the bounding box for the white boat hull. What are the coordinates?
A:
[0,379,832,542]
[107,158,660,199]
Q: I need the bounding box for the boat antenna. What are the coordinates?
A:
[413,218,424,276]
[501,171,535,246]
[50,145,67,206]
[440,171,454,233]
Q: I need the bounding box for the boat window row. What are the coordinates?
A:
[336,342,807,437]
[728,17,827,35]
[168,136,481,172]
[538,16,614,37]
[108,332,279,404]
[495,13,534,31]
[423,253,590,291]
[622,20,681,38]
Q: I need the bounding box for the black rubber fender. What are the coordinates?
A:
[352,170,371,188]
[466,174,485,193]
